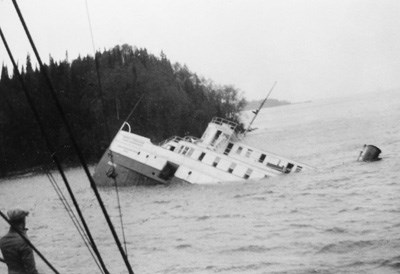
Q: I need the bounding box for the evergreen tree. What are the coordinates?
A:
[0,44,247,176]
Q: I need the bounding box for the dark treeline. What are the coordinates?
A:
[0,44,246,177]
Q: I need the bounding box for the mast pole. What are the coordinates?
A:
[244,81,277,135]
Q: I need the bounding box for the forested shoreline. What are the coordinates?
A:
[0,44,246,177]
[243,98,290,110]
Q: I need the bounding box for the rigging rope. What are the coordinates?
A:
[46,173,105,274]
[85,0,129,256]
[11,1,134,272]
[0,26,110,274]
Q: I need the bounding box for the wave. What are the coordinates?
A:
[340,256,400,272]
[290,223,313,228]
[215,214,245,219]
[162,262,274,274]
[175,244,192,249]
[380,255,400,269]
[152,200,171,204]
[324,227,347,234]
[252,196,269,201]
[317,239,390,254]
[196,215,210,221]
[203,262,273,273]
[233,192,259,199]
[222,244,271,253]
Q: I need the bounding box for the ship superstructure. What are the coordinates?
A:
[94,117,309,185]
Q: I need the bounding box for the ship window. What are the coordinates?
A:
[177,146,184,154]
[224,143,234,155]
[285,163,294,174]
[211,130,222,146]
[198,152,206,161]
[243,168,253,179]
[295,166,303,172]
[169,146,175,151]
[266,159,285,171]
[182,147,189,155]
[212,157,221,167]
[258,154,266,163]
[236,146,243,154]
[186,148,194,157]
[228,163,236,173]
[245,149,253,157]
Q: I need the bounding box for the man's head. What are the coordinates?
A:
[7,209,29,229]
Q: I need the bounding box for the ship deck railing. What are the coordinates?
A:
[211,117,238,130]
[159,136,200,147]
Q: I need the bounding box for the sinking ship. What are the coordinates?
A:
[93,117,311,185]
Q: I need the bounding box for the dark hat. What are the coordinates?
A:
[7,209,29,222]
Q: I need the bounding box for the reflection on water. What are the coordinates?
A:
[1,91,400,273]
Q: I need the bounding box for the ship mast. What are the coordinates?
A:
[244,81,277,135]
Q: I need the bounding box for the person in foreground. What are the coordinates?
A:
[0,209,39,274]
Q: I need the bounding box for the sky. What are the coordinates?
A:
[1,0,400,102]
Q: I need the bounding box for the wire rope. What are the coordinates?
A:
[10,1,134,272]
[0,25,110,274]
[46,172,105,274]
[85,0,129,255]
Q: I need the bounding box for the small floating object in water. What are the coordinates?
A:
[358,144,382,162]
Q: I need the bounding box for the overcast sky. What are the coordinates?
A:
[1,0,400,101]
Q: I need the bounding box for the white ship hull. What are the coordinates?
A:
[94,117,310,185]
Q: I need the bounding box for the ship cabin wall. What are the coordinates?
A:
[110,131,151,158]
[175,165,219,184]
[121,140,224,184]
[163,141,244,183]
[164,139,280,181]
[131,142,172,171]
[200,121,235,151]
[112,135,259,183]
[110,124,302,185]
[225,142,302,174]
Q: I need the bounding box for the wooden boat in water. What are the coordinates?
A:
[93,117,311,185]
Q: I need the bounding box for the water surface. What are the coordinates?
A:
[1,91,399,273]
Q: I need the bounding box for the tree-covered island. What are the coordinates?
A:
[0,44,289,178]
[0,44,249,177]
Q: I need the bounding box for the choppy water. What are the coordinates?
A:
[1,90,400,274]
